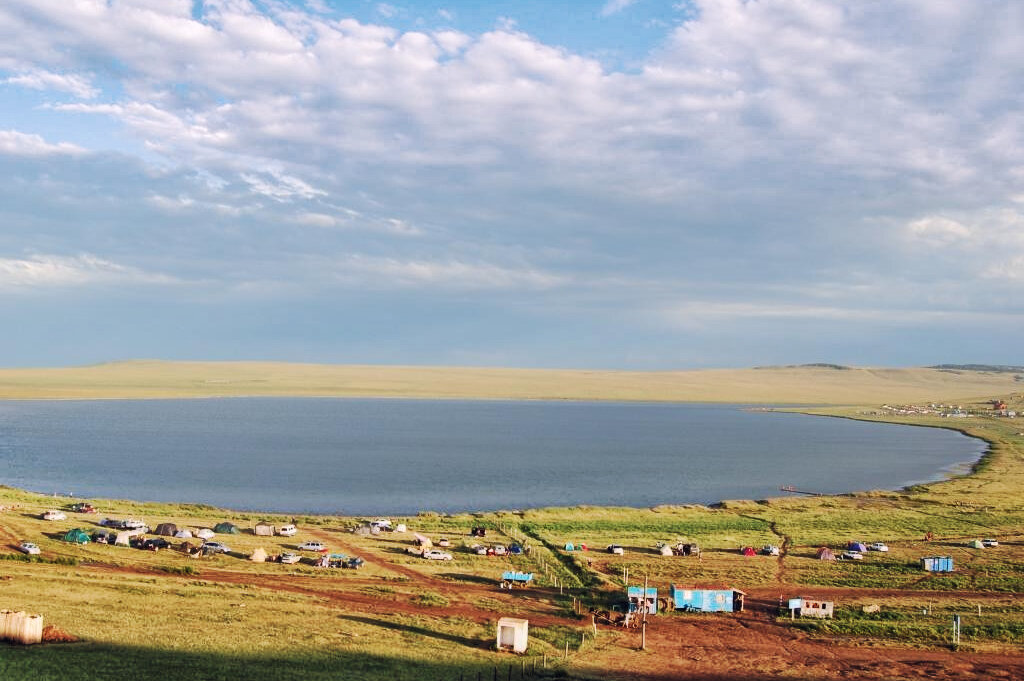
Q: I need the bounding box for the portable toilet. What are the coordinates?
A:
[627,586,658,614]
[496,617,528,653]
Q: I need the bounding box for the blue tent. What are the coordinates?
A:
[848,542,867,552]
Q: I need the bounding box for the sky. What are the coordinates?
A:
[0,0,1022,369]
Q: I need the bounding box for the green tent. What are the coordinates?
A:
[214,522,240,534]
[63,528,91,544]
[969,539,985,549]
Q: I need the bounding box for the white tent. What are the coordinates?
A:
[196,528,215,539]
[114,531,132,546]
[175,529,193,539]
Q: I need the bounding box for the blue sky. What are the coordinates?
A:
[0,0,1022,369]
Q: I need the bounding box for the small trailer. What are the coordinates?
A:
[500,571,534,589]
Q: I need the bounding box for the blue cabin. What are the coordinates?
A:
[626,586,658,614]
[670,585,745,613]
[920,556,954,572]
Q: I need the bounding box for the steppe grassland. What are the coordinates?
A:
[0,360,1020,403]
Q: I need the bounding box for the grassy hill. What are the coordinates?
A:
[0,360,1020,403]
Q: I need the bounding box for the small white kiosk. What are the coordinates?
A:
[496,617,528,653]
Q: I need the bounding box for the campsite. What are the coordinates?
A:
[1,394,1024,680]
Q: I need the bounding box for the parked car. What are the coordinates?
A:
[201,541,231,554]
[982,538,999,547]
[492,544,507,556]
[142,538,171,551]
[71,502,97,514]
[607,545,625,555]
[868,542,890,552]
[423,549,453,561]
[838,551,864,561]
[42,510,66,521]
[18,542,41,555]
[297,541,326,552]
[761,545,780,556]
[473,544,489,555]
[279,552,301,564]
[437,537,451,547]
[277,524,297,537]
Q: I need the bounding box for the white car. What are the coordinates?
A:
[297,541,326,552]
[279,552,301,564]
[422,549,453,561]
[277,524,297,537]
[19,542,41,555]
[607,545,625,555]
[982,538,999,548]
[42,510,66,521]
[868,542,889,552]
[437,537,451,547]
[761,545,780,556]
[202,541,231,554]
[838,551,864,561]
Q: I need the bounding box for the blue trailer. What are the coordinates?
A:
[920,556,954,572]
[670,585,745,613]
[500,571,534,589]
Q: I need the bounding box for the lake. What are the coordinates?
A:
[0,398,986,515]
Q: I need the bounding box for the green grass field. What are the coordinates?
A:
[2,368,1024,678]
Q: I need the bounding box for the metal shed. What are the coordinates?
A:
[788,597,834,619]
[670,585,745,613]
[921,556,954,572]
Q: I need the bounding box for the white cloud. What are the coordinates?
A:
[0,254,177,290]
[334,255,567,290]
[907,216,972,245]
[4,68,97,98]
[0,130,85,156]
[601,0,639,17]
[241,171,325,201]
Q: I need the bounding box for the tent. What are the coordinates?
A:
[254,522,275,537]
[816,547,835,561]
[741,546,756,557]
[969,539,985,549]
[196,528,215,539]
[250,547,267,562]
[848,542,867,552]
[413,533,433,547]
[175,529,193,539]
[154,523,178,536]
[214,522,240,534]
[564,542,575,551]
[114,531,132,546]
[63,528,91,544]
[659,544,674,556]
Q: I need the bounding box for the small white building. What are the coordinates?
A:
[788,597,834,619]
[496,617,528,653]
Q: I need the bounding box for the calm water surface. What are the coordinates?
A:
[0,399,986,514]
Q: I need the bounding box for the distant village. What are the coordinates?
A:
[865,398,1019,419]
